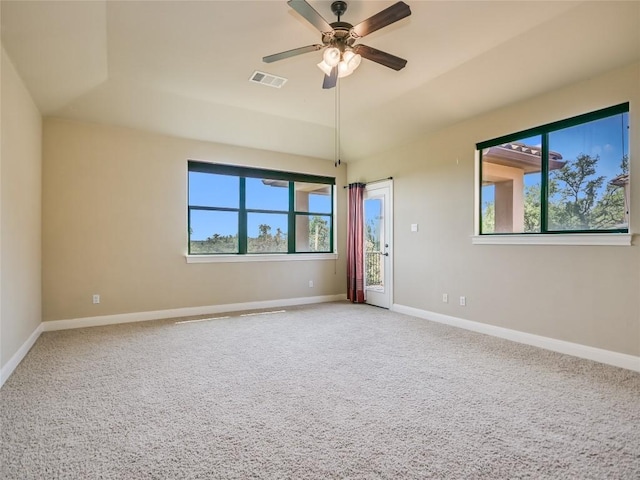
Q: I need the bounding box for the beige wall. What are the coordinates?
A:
[348,62,640,356]
[42,119,346,322]
[1,48,42,367]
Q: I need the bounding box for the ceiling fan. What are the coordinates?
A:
[263,0,411,89]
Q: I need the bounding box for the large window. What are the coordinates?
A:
[188,162,335,254]
[478,103,629,234]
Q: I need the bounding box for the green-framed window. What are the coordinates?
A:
[477,103,630,234]
[188,161,335,254]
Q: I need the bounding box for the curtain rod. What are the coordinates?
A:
[343,177,393,188]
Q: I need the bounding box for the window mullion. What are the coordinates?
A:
[541,133,549,233]
[239,177,247,254]
[288,181,295,253]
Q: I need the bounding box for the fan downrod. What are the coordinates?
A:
[331,1,348,21]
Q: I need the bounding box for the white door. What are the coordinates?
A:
[364,180,393,308]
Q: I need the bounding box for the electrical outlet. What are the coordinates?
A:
[459,296,466,307]
[92,294,100,304]
[442,293,448,303]
[308,280,314,288]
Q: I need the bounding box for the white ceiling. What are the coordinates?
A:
[2,1,639,161]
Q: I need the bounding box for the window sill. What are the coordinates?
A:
[186,252,339,263]
[471,233,632,246]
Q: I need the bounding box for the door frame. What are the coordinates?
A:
[363,179,393,308]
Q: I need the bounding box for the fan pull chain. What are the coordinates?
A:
[335,78,341,167]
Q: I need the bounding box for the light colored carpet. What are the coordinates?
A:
[1,301,639,479]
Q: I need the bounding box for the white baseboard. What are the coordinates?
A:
[42,294,346,332]
[0,323,43,388]
[392,303,640,372]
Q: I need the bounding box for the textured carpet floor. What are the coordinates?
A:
[1,301,639,479]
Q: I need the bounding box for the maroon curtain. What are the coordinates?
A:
[347,183,366,303]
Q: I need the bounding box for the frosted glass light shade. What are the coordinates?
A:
[346,52,361,71]
[343,50,355,64]
[337,51,362,78]
[337,60,352,78]
[323,47,340,67]
[317,60,333,76]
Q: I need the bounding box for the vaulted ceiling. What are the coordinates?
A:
[2,1,639,161]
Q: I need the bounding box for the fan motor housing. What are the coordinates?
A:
[322,22,356,48]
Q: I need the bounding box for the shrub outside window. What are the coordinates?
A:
[188,162,335,254]
[478,103,629,234]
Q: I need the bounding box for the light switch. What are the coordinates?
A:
[411,223,418,232]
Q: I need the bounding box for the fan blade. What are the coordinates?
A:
[287,0,333,33]
[351,1,411,38]
[263,44,324,63]
[322,67,338,89]
[354,44,407,71]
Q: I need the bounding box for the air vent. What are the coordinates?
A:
[249,71,288,88]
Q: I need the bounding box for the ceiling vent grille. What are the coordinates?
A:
[249,71,287,88]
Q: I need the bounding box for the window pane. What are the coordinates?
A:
[246,178,289,211]
[189,210,238,254]
[364,199,383,288]
[548,113,629,231]
[481,136,542,233]
[247,213,288,253]
[296,215,331,252]
[188,172,238,208]
[294,182,332,213]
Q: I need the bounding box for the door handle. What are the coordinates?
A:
[382,252,389,256]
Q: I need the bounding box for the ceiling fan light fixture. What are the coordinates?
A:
[317,60,333,76]
[337,60,352,78]
[342,50,355,63]
[336,50,361,78]
[323,47,341,67]
[345,51,361,71]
